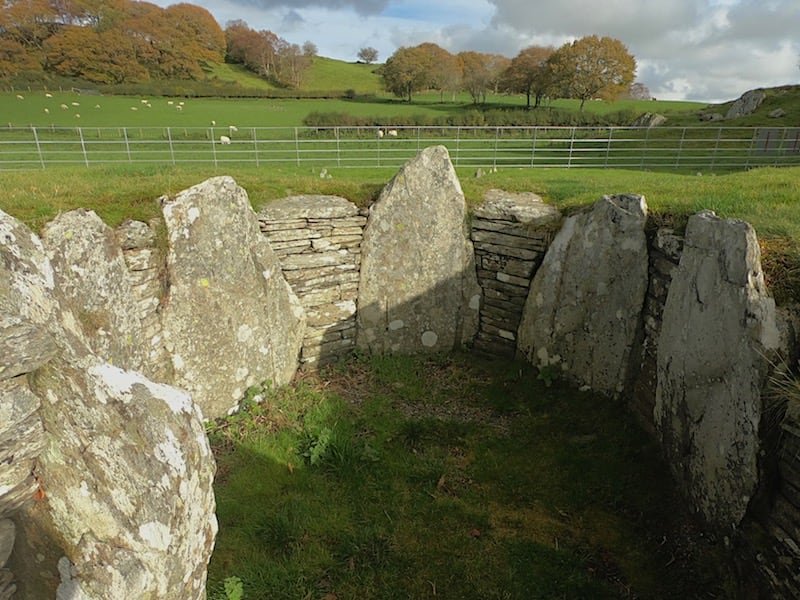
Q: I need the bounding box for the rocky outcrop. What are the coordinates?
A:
[725,89,766,120]
[631,112,667,128]
[1,208,217,599]
[654,211,781,529]
[471,190,561,356]
[357,146,481,354]
[41,210,146,372]
[517,195,649,395]
[258,196,365,368]
[161,176,306,419]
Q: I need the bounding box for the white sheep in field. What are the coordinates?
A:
[211,120,216,126]
[228,125,238,133]
[60,104,68,110]
[387,129,398,137]
[44,108,49,114]
[131,107,138,111]
[45,92,52,98]
[95,104,100,108]
[179,101,185,106]
[74,113,80,118]
[15,94,23,100]
[176,105,183,111]
[140,99,148,104]
[168,101,174,105]
[219,135,231,145]
[71,101,79,106]
[376,129,384,138]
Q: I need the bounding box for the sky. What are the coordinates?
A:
[163,0,799,102]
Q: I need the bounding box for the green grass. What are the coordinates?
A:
[204,63,278,91]
[303,57,383,94]
[206,354,735,599]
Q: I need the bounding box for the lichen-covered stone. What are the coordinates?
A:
[517,195,649,394]
[654,210,780,529]
[259,195,359,221]
[42,209,146,371]
[0,315,56,381]
[725,89,766,119]
[161,176,305,418]
[473,189,561,226]
[1,209,217,599]
[357,146,480,353]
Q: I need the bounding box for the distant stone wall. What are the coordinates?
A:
[470,190,560,357]
[258,196,365,368]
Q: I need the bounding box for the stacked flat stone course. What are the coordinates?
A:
[630,227,683,433]
[259,196,366,367]
[749,403,800,597]
[115,219,172,382]
[471,190,561,356]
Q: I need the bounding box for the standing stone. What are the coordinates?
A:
[161,176,306,419]
[357,146,480,354]
[41,209,146,371]
[1,209,217,599]
[654,211,780,528]
[517,195,649,394]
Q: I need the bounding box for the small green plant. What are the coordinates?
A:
[537,363,560,387]
[223,576,244,600]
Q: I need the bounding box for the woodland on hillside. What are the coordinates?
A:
[0,0,643,103]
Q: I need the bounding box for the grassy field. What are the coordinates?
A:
[206,353,736,600]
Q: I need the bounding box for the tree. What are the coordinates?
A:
[416,43,459,101]
[164,3,226,64]
[549,35,636,111]
[0,37,41,78]
[357,46,378,64]
[459,51,496,104]
[379,45,432,101]
[225,20,279,78]
[501,45,555,109]
[275,40,311,88]
[627,82,652,100]
[302,40,317,57]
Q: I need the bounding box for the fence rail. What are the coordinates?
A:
[1,125,799,171]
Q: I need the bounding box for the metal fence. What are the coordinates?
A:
[1,125,799,171]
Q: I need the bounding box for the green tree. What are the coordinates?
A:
[549,35,636,111]
[501,45,555,109]
[379,45,431,101]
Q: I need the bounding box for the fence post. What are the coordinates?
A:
[210,128,217,167]
[416,127,421,154]
[167,127,175,165]
[710,127,722,171]
[294,127,300,166]
[455,127,461,166]
[604,127,613,168]
[123,127,132,163]
[31,126,45,169]
[530,127,538,167]
[253,128,260,167]
[639,126,651,170]
[78,127,89,167]
[675,127,686,169]
[775,128,787,167]
[567,127,575,168]
[493,127,500,169]
[335,127,341,167]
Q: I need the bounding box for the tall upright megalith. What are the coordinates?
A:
[357,146,481,354]
[161,176,306,419]
[654,210,780,528]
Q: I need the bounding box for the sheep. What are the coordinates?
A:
[228,125,238,133]
[219,135,231,145]
[211,120,216,126]
[131,107,138,111]
[176,105,183,111]
[71,101,79,106]
[178,101,185,106]
[167,101,174,105]
[145,103,152,108]
[15,94,23,100]
[60,104,68,110]
[45,93,53,98]
[74,113,80,118]
[376,129,384,138]
[387,129,398,137]
[94,104,100,108]
[44,108,49,114]
[140,99,148,104]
